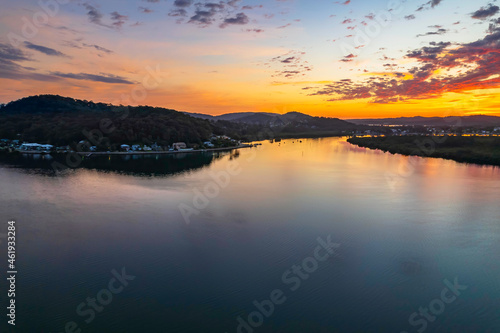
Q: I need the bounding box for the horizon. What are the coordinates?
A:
[2,94,500,120]
[1,0,499,118]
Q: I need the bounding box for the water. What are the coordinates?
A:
[0,137,499,333]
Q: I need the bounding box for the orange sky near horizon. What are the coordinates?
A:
[1,0,499,119]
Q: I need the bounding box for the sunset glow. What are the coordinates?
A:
[1,0,499,118]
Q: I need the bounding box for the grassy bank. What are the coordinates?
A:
[347,135,500,166]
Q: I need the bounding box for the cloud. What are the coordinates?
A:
[83,4,128,29]
[416,27,449,37]
[220,12,249,28]
[0,43,30,63]
[82,43,114,54]
[110,11,129,29]
[340,54,357,62]
[405,15,416,20]
[245,28,264,33]
[416,0,444,11]
[471,4,500,19]
[139,7,153,13]
[0,43,62,82]
[83,4,106,26]
[24,42,69,57]
[189,3,225,25]
[430,0,442,8]
[174,0,193,7]
[51,72,135,84]
[268,50,312,79]
[309,26,500,103]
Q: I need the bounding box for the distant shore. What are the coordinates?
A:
[347,135,500,167]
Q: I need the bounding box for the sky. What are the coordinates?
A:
[0,0,499,118]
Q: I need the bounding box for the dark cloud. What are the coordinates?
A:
[0,43,132,85]
[82,43,113,54]
[416,28,448,37]
[0,43,61,82]
[340,54,357,62]
[416,0,443,11]
[471,4,500,19]
[174,0,193,7]
[188,2,225,25]
[110,11,128,28]
[0,43,30,62]
[430,0,442,8]
[24,42,68,57]
[139,7,153,13]
[83,4,128,29]
[245,28,264,33]
[51,72,135,84]
[83,4,105,26]
[171,0,256,28]
[281,57,296,63]
[169,9,188,17]
[269,50,312,79]
[220,12,249,28]
[405,15,416,20]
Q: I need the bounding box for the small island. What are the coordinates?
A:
[347,135,500,167]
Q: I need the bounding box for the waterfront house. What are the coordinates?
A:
[120,144,131,152]
[172,142,187,150]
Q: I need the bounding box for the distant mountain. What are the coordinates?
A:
[186,110,355,130]
[349,115,500,127]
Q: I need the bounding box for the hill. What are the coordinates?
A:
[0,95,360,149]
[0,95,223,148]
[186,110,356,130]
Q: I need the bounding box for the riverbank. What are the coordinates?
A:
[12,144,253,156]
[347,135,500,167]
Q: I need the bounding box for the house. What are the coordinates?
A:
[120,144,131,152]
[204,141,214,148]
[143,146,152,151]
[172,142,187,150]
[19,143,52,151]
[56,145,71,152]
[131,145,142,151]
[19,143,41,151]
[89,146,97,152]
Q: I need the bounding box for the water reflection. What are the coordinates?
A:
[0,151,231,177]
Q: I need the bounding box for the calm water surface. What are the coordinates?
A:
[0,137,499,332]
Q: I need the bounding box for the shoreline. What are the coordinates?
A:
[9,144,253,156]
[347,136,500,167]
